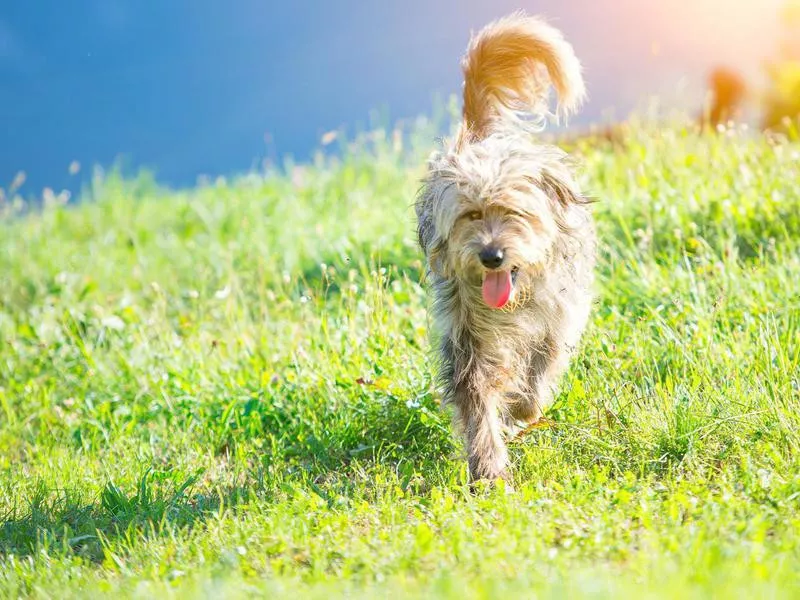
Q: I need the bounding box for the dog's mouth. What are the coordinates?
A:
[481,267,519,309]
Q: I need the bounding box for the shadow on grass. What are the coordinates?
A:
[1,380,457,561]
[0,469,258,561]
[208,376,456,478]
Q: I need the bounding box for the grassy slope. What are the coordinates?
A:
[1,120,799,598]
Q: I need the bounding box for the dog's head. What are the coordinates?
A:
[418,137,584,309]
[416,13,587,310]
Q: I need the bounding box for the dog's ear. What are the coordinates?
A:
[426,240,449,278]
[416,202,435,253]
[415,190,449,278]
[540,170,594,234]
[540,171,579,209]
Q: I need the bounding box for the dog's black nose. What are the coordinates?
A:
[479,246,505,269]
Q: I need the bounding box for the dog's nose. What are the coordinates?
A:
[479,245,505,269]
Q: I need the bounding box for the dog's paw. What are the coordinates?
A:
[469,468,515,494]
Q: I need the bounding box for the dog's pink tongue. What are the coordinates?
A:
[482,271,513,309]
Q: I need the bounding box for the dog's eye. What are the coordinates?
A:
[465,211,482,221]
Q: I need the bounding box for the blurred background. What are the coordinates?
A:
[1,0,798,196]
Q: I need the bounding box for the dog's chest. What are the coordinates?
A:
[471,302,552,356]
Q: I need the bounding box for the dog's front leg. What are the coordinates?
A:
[453,375,510,484]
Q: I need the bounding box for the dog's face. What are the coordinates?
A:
[418,135,579,310]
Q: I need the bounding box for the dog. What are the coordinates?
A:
[415,13,596,484]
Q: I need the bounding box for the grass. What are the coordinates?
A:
[0,114,799,599]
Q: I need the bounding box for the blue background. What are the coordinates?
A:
[0,0,782,194]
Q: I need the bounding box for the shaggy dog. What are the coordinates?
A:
[415,13,596,484]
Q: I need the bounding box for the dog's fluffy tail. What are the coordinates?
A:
[460,13,586,141]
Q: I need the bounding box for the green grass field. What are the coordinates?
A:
[1,116,799,599]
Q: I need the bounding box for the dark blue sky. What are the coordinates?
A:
[0,0,782,194]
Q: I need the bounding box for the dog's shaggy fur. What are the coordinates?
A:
[415,13,596,483]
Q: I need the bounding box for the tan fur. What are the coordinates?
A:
[460,11,586,143]
[415,13,596,485]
